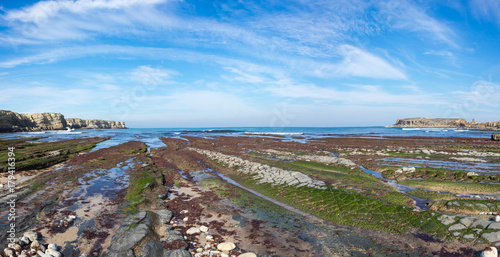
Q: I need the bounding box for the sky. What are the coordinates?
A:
[1,0,500,128]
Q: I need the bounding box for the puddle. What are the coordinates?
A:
[360,166,429,210]
[71,158,133,198]
[379,157,500,173]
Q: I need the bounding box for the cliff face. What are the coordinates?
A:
[0,110,126,132]
[66,118,126,129]
[393,117,500,131]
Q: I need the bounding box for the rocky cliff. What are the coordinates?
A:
[393,117,500,131]
[66,118,126,129]
[0,110,127,132]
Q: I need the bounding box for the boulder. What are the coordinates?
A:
[492,134,500,141]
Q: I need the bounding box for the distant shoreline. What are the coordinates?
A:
[393,117,500,131]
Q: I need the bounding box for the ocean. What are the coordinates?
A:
[0,126,496,152]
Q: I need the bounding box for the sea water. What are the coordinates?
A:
[0,126,496,151]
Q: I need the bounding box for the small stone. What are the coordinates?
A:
[206,235,213,241]
[239,253,257,257]
[183,217,189,222]
[158,194,168,200]
[186,227,201,235]
[67,215,76,223]
[31,240,40,248]
[481,247,498,257]
[217,242,236,251]
[12,243,22,250]
[221,253,229,257]
[199,225,209,233]
[3,249,13,257]
[37,250,46,256]
[196,248,203,253]
[494,215,500,222]
[48,243,58,250]
[46,249,62,257]
[180,210,189,214]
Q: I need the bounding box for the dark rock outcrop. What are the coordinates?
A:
[0,110,126,132]
[393,117,500,131]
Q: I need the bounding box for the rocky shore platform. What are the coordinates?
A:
[1,134,500,256]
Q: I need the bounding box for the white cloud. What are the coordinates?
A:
[312,45,407,79]
[377,0,458,48]
[5,0,168,23]
[469,0,500,25]
[130,66,178,87]
[265,83,443,105]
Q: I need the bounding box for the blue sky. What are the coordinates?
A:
[1,0,500,128]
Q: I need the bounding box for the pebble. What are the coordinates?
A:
[481,247,498,257]
[205,235,213,240]
[31,240,40,248]
[217,242,236,251]
[3,249,13,257]
[199,225,209,233]
[67,215,76,223]
[48,243,58,250]
[495,215,500,222]
[183,217,189,222]
[239,253,257,257]
[186,227,201,235]
[180,210,189,214]
[46,248,62,257]
[12,243,22,250]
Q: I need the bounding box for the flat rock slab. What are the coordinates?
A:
[437,215,456,226]
[472,219,493,229]
[488,223,500,230]
[460,217,477,227]
[448,223,467,231]
[107,211,153,253]
[482,231,500,243]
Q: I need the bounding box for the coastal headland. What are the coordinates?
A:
[393,117,500,131]
[0,110,127,133]
[1,131,499,257]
